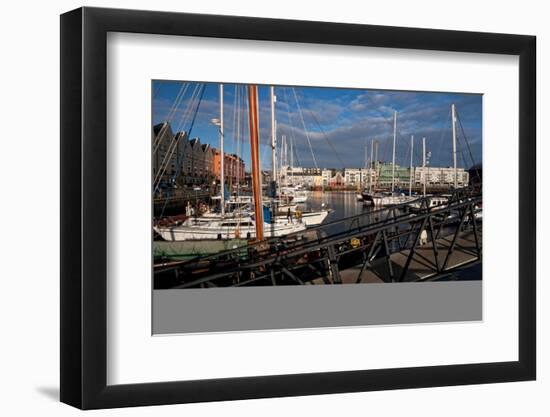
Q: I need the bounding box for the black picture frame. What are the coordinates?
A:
[60,6,536,409]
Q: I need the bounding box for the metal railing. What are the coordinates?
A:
[154,187,482,288]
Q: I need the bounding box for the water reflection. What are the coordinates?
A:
[304,190,390,235]
[305,190,366,220]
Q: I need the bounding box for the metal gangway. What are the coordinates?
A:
[154,187,482,288]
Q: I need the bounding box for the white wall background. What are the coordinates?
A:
[0,0,545,415]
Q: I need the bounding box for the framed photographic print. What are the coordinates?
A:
[60,6,536,409]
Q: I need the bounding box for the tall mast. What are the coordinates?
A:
[369,139,374,192]
[285,135,290,187]
[280,135,286,185]
[289,136,294,184]
[391,111,397,192]
[284,136,288,185]
[270,86,277,191]
[285,135,289,167]
[364,141,368,169]
[269,87,277,238]
[219,84,225,215]
[247,85,264,240]
[422,137,426,197]
[365,140,369,190]
[374,140,379,190]
[409,135,414,196]
[451,103,458,188]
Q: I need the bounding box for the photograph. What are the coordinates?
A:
[53,4,537,412]
[152,81,482,289]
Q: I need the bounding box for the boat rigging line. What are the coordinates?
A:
[153,83,206,193]
[306,108,346,169]
[173,83,205,139]
[281,87,303,168]
[291,87,319,170]
[433,107,451,169]
[152,82,189,153]
[153,83,200,169]
[456,110,481,181]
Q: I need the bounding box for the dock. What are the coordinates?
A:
[337,230,481,284]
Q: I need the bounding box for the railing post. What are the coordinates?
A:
[355,231,382,283]
[427,215,440,273]
[469,203,482,260]
[398,217,428,282]
[441,206,470,272]
[327,245,341,284]
[381,230,394,282]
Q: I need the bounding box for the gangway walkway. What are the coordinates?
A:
[337,230,481,284]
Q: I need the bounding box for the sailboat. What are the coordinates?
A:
[278,135,309,204]
[362,111,415,206]
[270,87,329,219]
[177,206,326,239]
[407,104,462,211]
[154,214,305,241]
[170,199,328,228]
[155,84,307,242]
[274,207,330,226]
[280,186,308,204]
[358,139,374,202]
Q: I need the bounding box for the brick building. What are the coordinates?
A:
[212,150,245,186]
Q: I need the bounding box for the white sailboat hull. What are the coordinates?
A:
[374,195,416,206]
[300,210,330,226]
[274,209,330,227]
[154,221,305,241]
[407,196,448,210]
[292,195,308,204]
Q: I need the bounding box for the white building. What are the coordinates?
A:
[414,167,469,187]
[277,165,468,189]
[321,169,333,187]
[344,168,378,188]
[280,166,322,188]
[360,168,377,187]
[344,168,361,187]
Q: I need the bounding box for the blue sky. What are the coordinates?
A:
[152,81,482,171]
